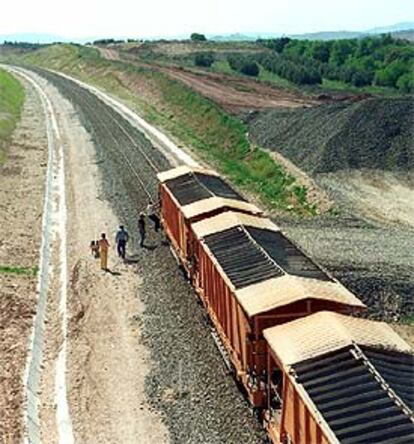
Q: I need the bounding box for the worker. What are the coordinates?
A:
[90,240,100,258]
[138,212,146,247]
[147,200,161,232]
[115,225,129,259]
[98,233,110,271]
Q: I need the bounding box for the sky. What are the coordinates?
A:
[1,0,413,39]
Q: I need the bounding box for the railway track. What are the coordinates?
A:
[26,68,266,443]
[29,67,169,204]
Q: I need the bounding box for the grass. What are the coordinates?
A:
[3,44,316,214]
[211,60,234,75]
[401,315,414,326]
[322,78,400,96]
[0,265,38,276]
[257,65,296,88]
[0,68,25,163]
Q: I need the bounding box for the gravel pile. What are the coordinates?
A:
[247,93,414,323]
[247,97,414,174]
[279,215,414,323]
[34,68,265,443]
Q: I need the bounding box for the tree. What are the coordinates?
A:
[351,71,373,87]
[330,40,356,66]
[375,59,409,87]
[309,41,330,63]
[190,33,207,42]
[271,37,291,53]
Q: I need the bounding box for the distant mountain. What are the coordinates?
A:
[2,22,414,44]
[210,22,414,42]
[210,32,281,41]
[290,31,365,40]
[0,33,99,44]
[366,22,414,34]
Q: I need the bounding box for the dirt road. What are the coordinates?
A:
[14,68,169,443]
[99,47,316,113]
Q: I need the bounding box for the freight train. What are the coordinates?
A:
[157,166,414,444]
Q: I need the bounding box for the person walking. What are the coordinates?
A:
[138,212,146,248]
[98,233,110,271]
[147,201,161,232]
[90,240,100,258]
[115,225,129,259]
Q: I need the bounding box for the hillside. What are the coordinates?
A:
[0,43,318,214]
[248,97,414,174]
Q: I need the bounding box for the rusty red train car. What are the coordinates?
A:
[263,312,414,444]
[189,211,365,407]
[157,167,414,443]
[157,166,261,271]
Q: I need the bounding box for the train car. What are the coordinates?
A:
[263,311,414,444]
[189,211,365,407]
[157,166,262,272]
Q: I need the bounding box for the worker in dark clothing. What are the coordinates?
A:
[138,212,146,247]
[147,201,161,232]
[115,225,129,259]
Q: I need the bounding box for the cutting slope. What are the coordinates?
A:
[248,97,414,174]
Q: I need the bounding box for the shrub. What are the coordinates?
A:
[240,62,259,76]
[227,55,260,77]
[194,52,215,67]
[396,72,414,93]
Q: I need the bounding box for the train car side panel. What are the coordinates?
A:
[160,185,182,254]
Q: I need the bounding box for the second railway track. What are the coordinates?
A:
[30,67,170,203]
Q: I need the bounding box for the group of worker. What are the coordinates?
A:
[91,202,161,271]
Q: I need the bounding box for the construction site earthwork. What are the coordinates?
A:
[0,39,413,444]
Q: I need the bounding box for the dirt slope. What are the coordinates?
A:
[98,47,317,113]
[248,97,414,174]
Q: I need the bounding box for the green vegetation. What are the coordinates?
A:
[147,74,313,212]
[194,52,215,67]
[257,52,322,85]
[258,35,414,91]
[401,314,414,326]
[3,43,314,214]
[93,38,125,45]
[0,265,38,276]
[227,55,260,76]
[120,36,412,95]
[0,68,25,163]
